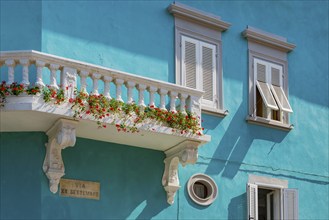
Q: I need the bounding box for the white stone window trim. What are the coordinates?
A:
[187,173,218,206]
[243,26,295,131]
[247,175,298,220]
[169,2,230,117]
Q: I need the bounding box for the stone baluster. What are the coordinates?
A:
[148,86,157,108]
[35,60,46,88]
[126,81,136,104]
[159,89,168,110]
[103,76,113,99]
[91,72,101,95]
[169,91,178,113]
[114,79,124,102]
[79,70,89,94]
[5,59,15,85]
[137,84,147,107]
[179,93,188,114]
[49,64,60,90]
[19,59,30,87]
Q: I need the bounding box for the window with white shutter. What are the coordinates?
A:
[247,176,299,220]
[170,3,229,117]
[283,189,299,220]
[181,35,219,110]
[244,26,295,130]
[247,184,258,220]
[252,58,293,123]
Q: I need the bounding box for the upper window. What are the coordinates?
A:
[243,26,296,130]
[168,2,230,116]
[247,175,299,220]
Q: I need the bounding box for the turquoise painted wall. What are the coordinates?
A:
[1,133,174,219]
[0,0,41,51]
[0,0,328,219]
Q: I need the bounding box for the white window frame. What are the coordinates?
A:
[243,26,295,130]
[247,175,299,220]
[169,2,230,117]
[181,35,218,109]
[253,58,293,122]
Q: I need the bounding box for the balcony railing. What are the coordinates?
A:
[0,50,211,204]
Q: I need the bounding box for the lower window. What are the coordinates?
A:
[247,180,298,220]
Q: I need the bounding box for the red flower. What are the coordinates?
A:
[69,98,74,103]
[86,110,91,114]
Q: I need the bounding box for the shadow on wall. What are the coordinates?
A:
[41,1,175,83]
[205,101,288,179]
[41,138,171,219]
[228,193,247,219]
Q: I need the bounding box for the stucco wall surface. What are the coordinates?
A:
[0,0,328,219]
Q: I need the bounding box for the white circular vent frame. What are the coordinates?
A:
[187,173,218,206]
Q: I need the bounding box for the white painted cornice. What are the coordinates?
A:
[168,2,231,32]
[243,26,296,52]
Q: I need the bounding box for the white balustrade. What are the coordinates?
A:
[79,70,89,94]
[137,84,147,107]
[126,81,136,104]
[148,86,157,108]
[91,72,101,95]
[169,91,178,112]
[114,79,124,102]
[179,93,188,114]
[103,76,113,99]
[19,59,30,87]
[5,59,15,85]
[35,60,46,88]
[159,89,168,110]
[49,64,60,90]
[0,50,204,120]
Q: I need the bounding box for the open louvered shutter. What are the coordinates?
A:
[270,64,293,113]
[200,41,217,107]
[247,184,258,220]
[181,36,199,89]
[283,189,298,220]
[254,58,279,110]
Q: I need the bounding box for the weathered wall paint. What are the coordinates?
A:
[0,0,328,219]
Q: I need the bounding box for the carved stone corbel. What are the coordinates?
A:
[162,140,200,205]
[43,119,78,193]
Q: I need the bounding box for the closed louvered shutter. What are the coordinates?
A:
[182,36,198,89]
[271,66,281,86]
[247,184,258,220]
[201,42,216,103]
[283,189,298,220]
[257,62,267,82]
[181,35,219,110]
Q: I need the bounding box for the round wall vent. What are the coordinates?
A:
[187,173,218,206]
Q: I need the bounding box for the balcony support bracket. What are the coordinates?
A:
[162,140,200,205]
[43,118,78,193]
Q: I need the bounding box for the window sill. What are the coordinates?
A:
[246,116,293,131]
[202,106,228,117]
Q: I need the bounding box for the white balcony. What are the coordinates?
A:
[0,50,211,204]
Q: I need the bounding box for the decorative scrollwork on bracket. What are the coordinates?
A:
[43,119,78,193]
[162,140,200,205]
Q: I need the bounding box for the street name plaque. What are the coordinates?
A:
[60,178,100,200]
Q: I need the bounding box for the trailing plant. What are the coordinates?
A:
[0,81,203,135]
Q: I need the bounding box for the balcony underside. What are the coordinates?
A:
[0,96,210,151]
